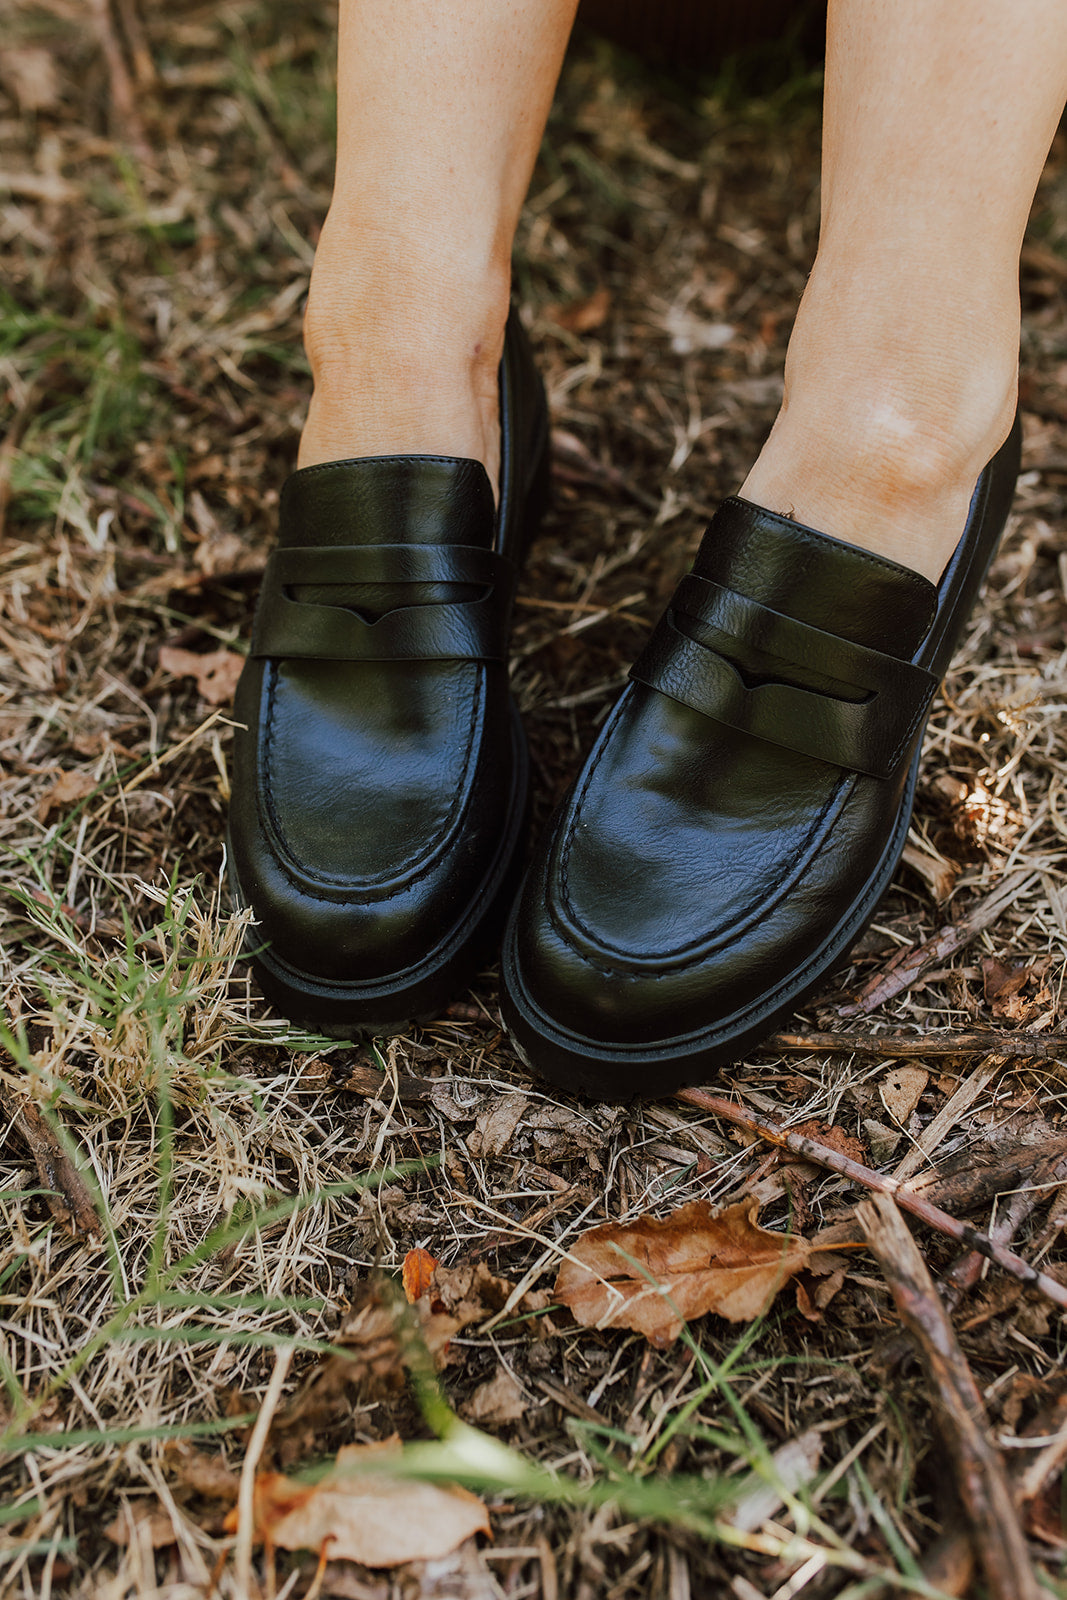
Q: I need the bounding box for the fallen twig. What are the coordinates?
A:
[4,1098,101,1238]
[675,1087,1067,1311]
[767,1027,1067,1064]
[858,1192,1040,1600]
[233,1342,293,1597]
[838,869,1035,1017]
[86,0,151,160]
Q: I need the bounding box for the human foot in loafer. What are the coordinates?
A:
[501,417,1020,1098]
[227,312,549,1034]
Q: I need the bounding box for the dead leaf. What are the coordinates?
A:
[880,1066,929,1125]
[225,1439,489,1568]
[403,1247,438,1303]
[164,1442,240,1503]
[544,285,612,333]
[794,1268,846,1323]
[863,1118,903,1164]
[104,1501,177,1549]
[554,1198,811,1348]
[158,644,243,705]
[466,1093,528,1159]
[36,767,97,822]
[722,1429,823,1532]
[981,955,1048,1022]
[460,1366,529,1426]
[789,1119,868,1167]
[0,47,61,112]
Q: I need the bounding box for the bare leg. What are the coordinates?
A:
[297,0,579,496]
[741,0,1067,580]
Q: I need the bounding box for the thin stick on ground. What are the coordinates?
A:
[858,1191,1040,1600]
[2,1095,101,1238]
[837,869,1035,1017]
[767,1028,1067,1064]
[233,1343,293,1599]
[675,1086,1067,1311]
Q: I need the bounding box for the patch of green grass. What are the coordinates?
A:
[3,288,158,537]
[0,875,925,1594]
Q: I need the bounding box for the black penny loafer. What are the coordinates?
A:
[227,311,549,1034]
[502,419,1020,1099]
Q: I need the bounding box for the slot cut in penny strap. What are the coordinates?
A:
[628,574,938,779]
[251,543,517,662]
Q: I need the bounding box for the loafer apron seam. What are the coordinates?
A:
[551,686,853,971]
[259,661,485,900]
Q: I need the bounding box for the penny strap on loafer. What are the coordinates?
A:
[251,543,518,662]
[629,572,939,779]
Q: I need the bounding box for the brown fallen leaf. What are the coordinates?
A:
[794,1267,847,1323]
[460,1366,529,1426]
[554,1198,811,1348]
[788,1119,867,1167]
[164,1442,241,1503]
[158,644,243,705]
[225,1439,489,1568]
[466,1093,529,1159]
[403,1247,438,1303]
[0,46,61,112]
[982,955,1049,1024]
[36,768,97,822]
[880,1066,929,1125]
[104,1501,178,1549]
[544,285,612,333]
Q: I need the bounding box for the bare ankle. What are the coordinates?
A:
[296,220,510,494]
[739,295,1019,582]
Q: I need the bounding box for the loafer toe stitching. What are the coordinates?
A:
[258,659,487,901]
[550,687,855,971]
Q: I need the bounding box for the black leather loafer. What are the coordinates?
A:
[227,312,549,1034]
[502,421,1020,1099]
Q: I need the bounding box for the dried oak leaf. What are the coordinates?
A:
[554,1198,811,1348]
[226,1439,489,1568]
[544,285,612,333]
[158,644,243,705]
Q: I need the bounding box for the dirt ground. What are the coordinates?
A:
[3,3,1067,1596]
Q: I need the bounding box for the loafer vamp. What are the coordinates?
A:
[517,687,905,1044]
[231,657,517,982]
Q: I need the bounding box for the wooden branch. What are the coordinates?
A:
[858,1193,1039,1600]
[86,0,150,160]
[767,1028,1067,1065]
[675,1087,1067,1311]
[866,1390,1067,1599]
[838,869,1034,1017]
[4,1097,101,1238]
[336,1060,439,1102]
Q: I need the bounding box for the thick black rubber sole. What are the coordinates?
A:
[499,744,922,1101]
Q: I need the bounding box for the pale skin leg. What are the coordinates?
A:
[740,0,1067,580]
[297,0,580,497]
[299,0,1067,578]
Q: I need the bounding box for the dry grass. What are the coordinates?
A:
[2,3,1067,1596]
